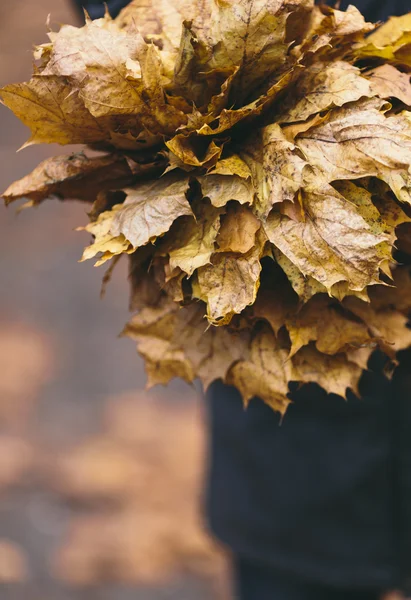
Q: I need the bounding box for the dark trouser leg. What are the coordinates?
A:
[234,557,382,600]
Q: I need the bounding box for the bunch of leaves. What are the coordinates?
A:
[3,0,411,414]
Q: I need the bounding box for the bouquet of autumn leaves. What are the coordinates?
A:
[3,0,411,414]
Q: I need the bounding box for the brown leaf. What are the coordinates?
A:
[171,303,250,388]
[344,296,411,357]
[227,326,292,414]
[366,64,411,107]
[192,230,266,325]
[123,300,196,386]
[286,294,372,356]
[166,200,223,276]
[216,204,260,254]
[292,345,362,398]
[128,248,163,311]
[2,153,149,206]
[240,124,309,218]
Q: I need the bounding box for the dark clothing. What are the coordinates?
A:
[72,0,129,19]
[235,557,381,600]
[205,351,411,593]
[338,0,409,21]
[72,0,406,22]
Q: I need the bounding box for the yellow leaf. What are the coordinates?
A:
[0,77,106,146]
[79,206,134,265]
[210,155,252,179]
[166,137,223,168]
[354,14,411,65]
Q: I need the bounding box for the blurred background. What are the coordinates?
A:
[0,1,229,598]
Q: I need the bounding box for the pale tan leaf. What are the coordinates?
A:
[110,175,193,248]
[116,0,205,52]
[41,18,186,137]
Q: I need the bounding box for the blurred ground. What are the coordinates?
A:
[0,2,229,598]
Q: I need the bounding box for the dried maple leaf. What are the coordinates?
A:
[354,13,411,66]
[166,200,224,276]
[278,62,371,124]
[216,204,260,254]
[285,295,373,357]
[366,64,411,106]
[264,181,387,293]
[192,229,267,325]
[292,345,362,398]
[240,124,309,218]
[296,99,411,204]
[3,0,411,413]
[227,326,293,414]
[2,153,155,206]
[0,76,108,147]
